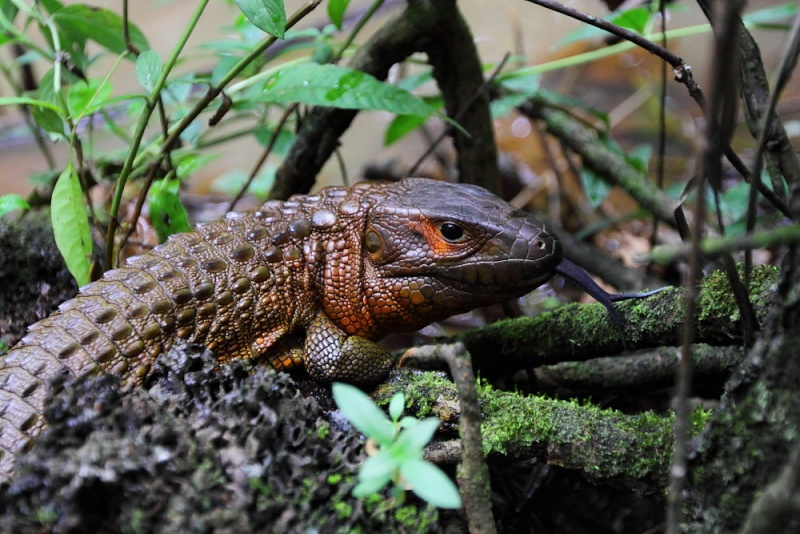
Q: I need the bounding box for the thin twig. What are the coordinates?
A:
[649,224,800,264]
[228,105,296,212]
[667,3,744,532]
[403,343,497,534]
[406,54,510,178]
[652,0,668,249]
[119,96,174,252]
[519,0,686,70]
[745,9,800,278]
[121,0,140,55]
[332,0,386,64]
[521,0,791,219]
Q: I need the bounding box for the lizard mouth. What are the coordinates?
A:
[432,267,558,297]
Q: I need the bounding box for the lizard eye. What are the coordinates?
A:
[364,228,383,254]
[437,222,467,243]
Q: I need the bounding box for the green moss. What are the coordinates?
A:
[477,380,673,485]
[381,370,674,491]
[35,506,58,526]
[622,287,685,344]
[125,510,146,534]
[317,421,331,440]
[697,264,779,322]
[249,477,271,497]
[690,406,713,436]
[333,501,353,520]
[394,504,439,531]
[377,370,460,419]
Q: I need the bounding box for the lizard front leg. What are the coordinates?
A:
[304,311,395,385]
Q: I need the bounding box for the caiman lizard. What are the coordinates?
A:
[0,178,648,482]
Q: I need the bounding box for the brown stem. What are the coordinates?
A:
[431,342,497,534]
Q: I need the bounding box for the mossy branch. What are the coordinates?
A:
[650,224,800,264]
[535,344,745,396]
[377,370,695,495]
[453,265,778,377]
[435,342,497,534]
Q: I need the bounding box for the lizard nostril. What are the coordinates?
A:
[534,239,547,251]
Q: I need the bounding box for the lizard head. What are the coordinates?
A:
[357,178,562,334]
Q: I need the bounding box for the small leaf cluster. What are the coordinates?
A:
[331,383,462,510]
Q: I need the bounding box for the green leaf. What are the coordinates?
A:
[149,178,192,243]
[398,416,419,429]
[625,144,652,174]
[743,3,798,25]
[51,162,92,287]
[396,70,434,92]
[53,4,150,55]
[253,125,295,156]
[175,153,220,180]
[327,0,351,29]
[0,194,30,217]
[38,0,65,15]
[384,114,426,146]
[497,71,541,94]
[715,181,750,228]
[395,418,439,451]
[388,393,404,422]
[0,2,18,27]
[36,68,63,107]
[332,383,395,445]
[67,78,113,118]
[559,6,652,46]
[135,50,163,93]
[608,6,651,33]
[359,450,398,481]
[490,93,528,119]
[400,459,462,509]
[261,63,434,117]
[31,105,66,137]
[311,40,334,65]
[79,94,146,118]
[580,167,612,210]
[353,458,393,497]
[234,0,286,39]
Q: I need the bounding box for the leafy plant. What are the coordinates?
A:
[331,382,462,510]
[0,0,436,285]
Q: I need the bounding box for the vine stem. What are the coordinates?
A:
[157,1,323,165]
[105,1,322,268]
[105,0,211,269]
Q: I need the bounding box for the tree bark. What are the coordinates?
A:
[683,206,800,530]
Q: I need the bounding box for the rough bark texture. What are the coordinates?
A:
[420,1,501,194]
[683,206,800,530]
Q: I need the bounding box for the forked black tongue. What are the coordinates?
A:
[554,258,666,350]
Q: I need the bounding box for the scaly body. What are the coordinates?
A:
[0,178,560,481]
